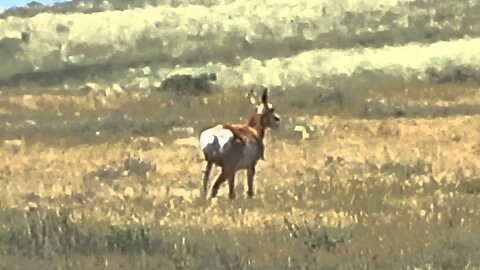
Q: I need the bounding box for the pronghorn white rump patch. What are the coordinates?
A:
[199,125,234,159]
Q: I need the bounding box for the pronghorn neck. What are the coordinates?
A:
[247,113,265,139]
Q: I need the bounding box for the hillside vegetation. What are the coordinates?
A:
[1,0,479,92]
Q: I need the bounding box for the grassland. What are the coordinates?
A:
[1,0,480,268]
[1,81,480,269]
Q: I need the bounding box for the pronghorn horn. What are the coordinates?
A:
[246,88,257,105]
[261,87,268,104]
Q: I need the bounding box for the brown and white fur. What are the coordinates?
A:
[198,87,280,199]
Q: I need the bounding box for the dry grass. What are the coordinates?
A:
[1,83,480,269]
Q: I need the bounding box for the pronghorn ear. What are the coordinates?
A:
[261,87,268,104]
[246,88,257,105]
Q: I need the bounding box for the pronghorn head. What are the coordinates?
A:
[248,87,280,129]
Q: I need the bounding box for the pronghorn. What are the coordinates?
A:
[198,87,280,199]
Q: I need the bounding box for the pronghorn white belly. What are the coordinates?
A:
[199,125,258,169]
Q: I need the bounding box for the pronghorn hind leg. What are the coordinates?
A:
[202,161,213,197]
[211,170,227,198]
[227,171,237,200]
[247,164,256,198]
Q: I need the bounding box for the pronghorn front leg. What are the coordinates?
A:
[247,164,256,198]
[202,161,213,196]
